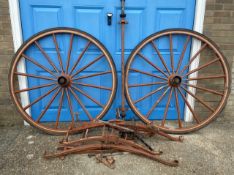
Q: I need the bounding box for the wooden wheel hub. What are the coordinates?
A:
[58,75,71,87]
[168,75,182,87]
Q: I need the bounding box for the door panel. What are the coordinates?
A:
[19,0,195,121]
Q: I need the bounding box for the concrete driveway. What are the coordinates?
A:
[0,118,233,175]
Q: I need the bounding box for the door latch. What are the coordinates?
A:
[107,13,113,26]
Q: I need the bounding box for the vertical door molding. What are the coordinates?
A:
[184,0,207,122]
[8,0,30,125]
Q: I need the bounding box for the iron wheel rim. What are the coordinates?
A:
[125,29,231,134]
[9,27,117,134]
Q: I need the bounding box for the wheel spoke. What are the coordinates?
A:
[10,28,118,134]
[22,54,57,78]
[68,87,93,121]
[180,85,215,112]
[177,87,201,123]
[151,41,170,74]
[55,89,65,129]
[161,88,173,126]
[15,82,56,94]
[146,87,170,118]
[129,68,168,81]
[36,87,61,122]
[128,81,167,88]
[186,75,226,81]
[34,41,59,73]
[73,82,111,91]
[23,85,59,111]
[180,43,207,75]
[15,72,56,81]
[176,35,191,73]
[52,34,64,73]
[169,34,174,73]
[69,41,91,75]
[73,71,112,81]
[71,54,104,78]
[183,58,220,77]
[65,89,75,128]
[174,88,182,128]
[134,85,167,104]
[138,53,169,78]
[182,83,224,96]
[71,85,104,108]
[66,34,74,73]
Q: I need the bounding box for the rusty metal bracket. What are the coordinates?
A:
[44,120,180,167]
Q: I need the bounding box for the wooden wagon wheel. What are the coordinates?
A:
[125,29,231,134]
[9,28,117,134]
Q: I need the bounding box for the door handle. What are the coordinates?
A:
[107,13,113,26]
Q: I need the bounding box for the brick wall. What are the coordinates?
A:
[204,0,234,120]
[0,0,233,126]
[0,0,22,126]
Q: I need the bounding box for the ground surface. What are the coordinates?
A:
[0,118,233,175]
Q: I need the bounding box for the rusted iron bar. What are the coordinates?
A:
[120,0,127,118]
[44,118,183,167]
[44,143,178,167]
[61,120,183,142]
[59,135,161,156]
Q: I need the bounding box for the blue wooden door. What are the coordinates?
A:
[19,0,195,121]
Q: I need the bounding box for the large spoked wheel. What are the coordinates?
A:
[125,29,231,134]
[9,28,117,134]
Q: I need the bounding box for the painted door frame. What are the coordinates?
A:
[8,0,207,123]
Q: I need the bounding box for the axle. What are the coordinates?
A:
[120,0,127,118]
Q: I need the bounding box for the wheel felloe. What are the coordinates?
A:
[9,28,117,134]
[125,29,230,134]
